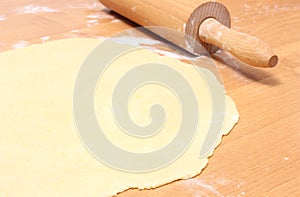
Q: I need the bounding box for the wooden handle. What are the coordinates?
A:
[199,18,278,68]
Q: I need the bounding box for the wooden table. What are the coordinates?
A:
[1,0,299,196]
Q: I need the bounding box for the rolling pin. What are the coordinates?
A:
[99,0,278,68]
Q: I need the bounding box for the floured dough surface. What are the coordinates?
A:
[0,38,238,196]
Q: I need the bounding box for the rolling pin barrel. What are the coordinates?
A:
[99,0,278,68]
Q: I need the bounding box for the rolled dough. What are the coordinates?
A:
[0,38,238,196]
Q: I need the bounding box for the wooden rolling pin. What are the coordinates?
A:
[99,0,278,68]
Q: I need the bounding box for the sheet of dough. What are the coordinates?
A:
[0,38,239,196]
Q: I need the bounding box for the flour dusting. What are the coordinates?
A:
[40,36,50,42]
[110,19,121,23]
[131,6,137,12]
[16,4,60,14]
[0,15,7,21]
[86,13,114,20]
[87,19,99,24]
[243,2,300,18]
[86,19,99,27]
[12,41,29,49]
[71,29,80,33]
[183,179,221,196]
[67,1,103,10]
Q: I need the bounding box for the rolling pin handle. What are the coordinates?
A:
[198,18,278,68]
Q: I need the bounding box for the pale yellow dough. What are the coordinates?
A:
[0,38,239,196]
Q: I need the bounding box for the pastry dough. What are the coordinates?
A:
[0,38,238,196]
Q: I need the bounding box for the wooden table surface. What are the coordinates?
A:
[1,0,299,196]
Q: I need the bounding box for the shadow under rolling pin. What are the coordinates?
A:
[99,0,278,68]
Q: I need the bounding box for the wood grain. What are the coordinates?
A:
[0,0,299,196]
[199,18,278,68]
